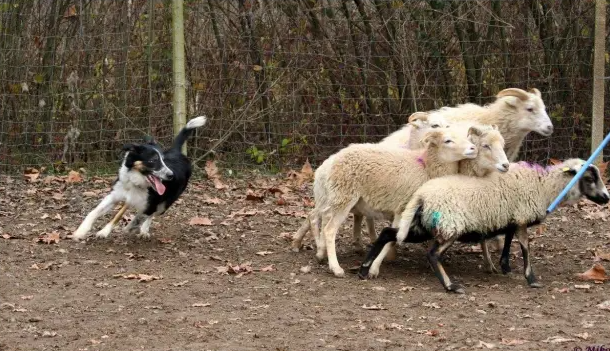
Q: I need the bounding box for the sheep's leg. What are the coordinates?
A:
[480,239,499,274]
[427,238,464,294]
[321,201,357,278]
[352,213,365,253]
[499,229,515,274]
[310,211,323,250]
[358,228,397,279]
[365,217,377,242]
[516,225,542,288]
[311,214,328,263]
[292,211,314,252]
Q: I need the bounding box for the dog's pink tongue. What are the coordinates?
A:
[151,176,166,195]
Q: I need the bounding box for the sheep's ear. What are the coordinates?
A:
[467,126,483,137]
[408,111,428,123]
[562,162,584,175]
[491,124,499,131]
[421,131,443,147]
[408,119,424,129]
[497,88,529,101]
[528,88,541,98]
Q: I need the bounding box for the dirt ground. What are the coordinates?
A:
[1,171,609,351]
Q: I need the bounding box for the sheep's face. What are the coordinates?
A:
[408,111,449,129]
[422,130,477,162]
[499,88,554,137]
[562,162,610,205]
[471,127,509,173]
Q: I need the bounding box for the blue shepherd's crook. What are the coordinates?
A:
[547,131,610,214]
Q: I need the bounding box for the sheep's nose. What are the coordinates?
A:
[546,125,554,134]
[502,163,509,170]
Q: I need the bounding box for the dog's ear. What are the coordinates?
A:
[122,144,135,152]
[122,144,144,153]
[143,135,156,145]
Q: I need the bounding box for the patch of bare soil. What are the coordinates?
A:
[1,169,609,351]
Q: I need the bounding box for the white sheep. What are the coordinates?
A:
[359,159,609,293]
[317,127,482,277]
[291,112,448,254]
[430,88,553,161]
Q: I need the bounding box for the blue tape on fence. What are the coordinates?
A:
[546,131,610,214]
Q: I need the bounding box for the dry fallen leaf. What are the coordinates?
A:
[172,280,189,287]
[260,264,275,272]
[500,338,528,346]
[191,303,211,308]
[202,196,223,205]
[422,302,440,309]
[549,158,562,166]
[542,336,575,343]
[594,250,610,262]
[576,264,609,281]
[300,265,311,274]
[66,170,83,183]
[597,300,610,311]
[115,273,161,282]
[361,304,387,310]
[36,232,60,244]
[575,332,589,340]
[245,188,265,202]
[24,167,40,182]
[1,234,12,239]
[189,217,213,226]
[255,250,273,257]
[82,191,97,197]
[205,160,227,189]
[477,341,495,349]
[574,284,591,290]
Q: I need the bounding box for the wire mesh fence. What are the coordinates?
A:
[0,0,608,175]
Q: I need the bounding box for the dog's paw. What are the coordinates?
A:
[96,226,112,238]
[71,228,89,241]
[136,231,151,239]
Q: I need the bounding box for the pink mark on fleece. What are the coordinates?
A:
[416,153,426,167]
[516,161,557,175]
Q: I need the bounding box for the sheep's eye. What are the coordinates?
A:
[444,139,453,144]
[483,144,491,150]
[431,124,440,128]
[527,107,534,112]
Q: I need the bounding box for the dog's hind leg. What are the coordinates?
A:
[96,203,128,238]
[137,215,153,238]
[123,213,145,234]
[72,193,121,241]
[137,202,166,239]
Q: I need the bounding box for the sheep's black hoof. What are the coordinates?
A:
[528,281,543,288]
[358,265,371,280]
[501,264,511,275]
[447,283,465,294]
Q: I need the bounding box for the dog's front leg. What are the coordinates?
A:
[72,193,120,240]
[96,203,128,238]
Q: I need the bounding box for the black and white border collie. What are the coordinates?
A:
[71,116,207,241]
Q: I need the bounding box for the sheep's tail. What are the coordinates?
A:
[395,195,423,242]
[171,115,207,152]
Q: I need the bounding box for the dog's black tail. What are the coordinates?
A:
[171,116,207,152]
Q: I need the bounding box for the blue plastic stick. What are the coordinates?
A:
[547,131,610,214]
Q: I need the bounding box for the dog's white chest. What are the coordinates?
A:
[115,166,150,212]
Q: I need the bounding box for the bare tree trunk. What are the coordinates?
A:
[238,0,271,144]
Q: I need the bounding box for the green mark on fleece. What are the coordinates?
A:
[431,211,442,228]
